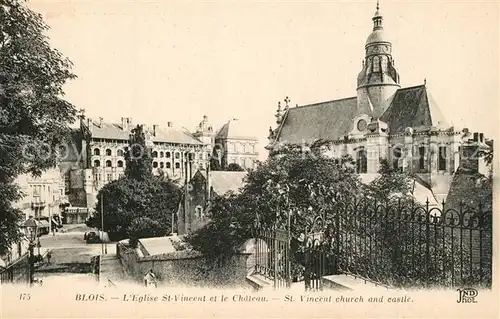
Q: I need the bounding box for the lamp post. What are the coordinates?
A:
[22,217,38,286]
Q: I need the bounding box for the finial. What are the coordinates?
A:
[424,78,427,85]
[377,0,379,11]
[284,96,290,108]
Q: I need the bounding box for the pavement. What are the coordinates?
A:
[34,224,117,286]
[100,253,130,287]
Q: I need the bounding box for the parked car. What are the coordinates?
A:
[85,231,102,244]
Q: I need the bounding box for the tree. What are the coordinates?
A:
[124,125,153,181]
[86,125,181,240]
[0,0,76,254]
[185,145,362,277]
[226,163,244,171]
[127,217,165,241]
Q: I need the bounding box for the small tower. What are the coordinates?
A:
[193,115,214,147]
[356,1,401,117]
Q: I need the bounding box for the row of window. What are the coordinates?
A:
[93,148,124,156]
[228,144,256,154]
[92,148,202,160]
[354,146,449,174]
[93,159,193,170]
[93,160,124,168]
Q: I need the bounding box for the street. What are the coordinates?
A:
[35,224,114,286]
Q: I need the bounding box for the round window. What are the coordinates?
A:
[357,119,368,132]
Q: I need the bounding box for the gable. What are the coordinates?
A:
[380,85,449,134]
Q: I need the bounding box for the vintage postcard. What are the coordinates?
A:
[0,0,498,318]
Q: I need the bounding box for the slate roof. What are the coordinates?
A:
[380,85,449,134]
[276,97,359,145]
[216,119,259,141]
[210,171,247,195]
[86,121,203,145]
[275,85,450,144]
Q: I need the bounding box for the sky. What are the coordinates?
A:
[28,0,499,160]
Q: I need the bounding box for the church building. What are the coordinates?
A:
[266,2,490,204]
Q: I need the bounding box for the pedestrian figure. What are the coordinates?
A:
[144,269,157,288]
[47,250,52,264]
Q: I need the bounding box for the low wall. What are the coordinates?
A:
[117,243,251,288]
[0,253,29,284]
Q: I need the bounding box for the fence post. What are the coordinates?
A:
[424,199,431,287]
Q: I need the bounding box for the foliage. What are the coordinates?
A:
[226,163,245,171]
[186,150,491,288]
[209,160,245,172]
[185,145,362,266]
[126,217,165,240]
[86,125,181,240]
[0,0,76,254]
[124,125,153,181]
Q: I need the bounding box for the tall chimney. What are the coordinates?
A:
[152,125,159,136]
[98,117,103,127]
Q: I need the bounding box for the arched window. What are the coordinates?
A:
[380,55,388,71]
[175,152,180,159]
[373,56,380,72]
[166,162,171,169]
[175,162,180,169]
[106,160,112,167]
[166,152,171,158]
[160,162,164,169]
[105,149,112,156]
[393,146,403,171]
[160,151,164,158]
[117,149,124,157]
[93,160,100,167]
[152,151,158,158]
[418,146,426,170]
[93,148,100,156]
[117,160,124,168]
[153,161,158,168]
[356,148,367,174]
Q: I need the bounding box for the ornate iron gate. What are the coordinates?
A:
[302,196,492,290]
[303,212,328,290]
[253,224,291,289]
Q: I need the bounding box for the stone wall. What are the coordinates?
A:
[117,243,251,288]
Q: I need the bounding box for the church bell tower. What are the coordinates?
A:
[357,1,400,118]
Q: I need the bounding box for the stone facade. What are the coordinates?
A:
[214,119,259,170]
[63,115,257,209]
[177,170,247,235]
[13,168,67,222]
[267,3,491,203]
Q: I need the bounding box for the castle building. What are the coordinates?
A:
[214,118,260,169]
[266,2,490,203]
[63,115,258,209]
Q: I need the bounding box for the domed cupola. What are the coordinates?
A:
[357,1,401,118]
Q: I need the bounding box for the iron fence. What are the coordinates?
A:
[253,227,291,289]
[307,197,492,289]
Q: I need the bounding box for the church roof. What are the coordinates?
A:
[216,119,259,141]
[85,120,203,145]
[276,97,359,145]
[380,85,449,134]
[274,85,450,145]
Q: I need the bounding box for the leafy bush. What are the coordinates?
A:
[126,217,167,240]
